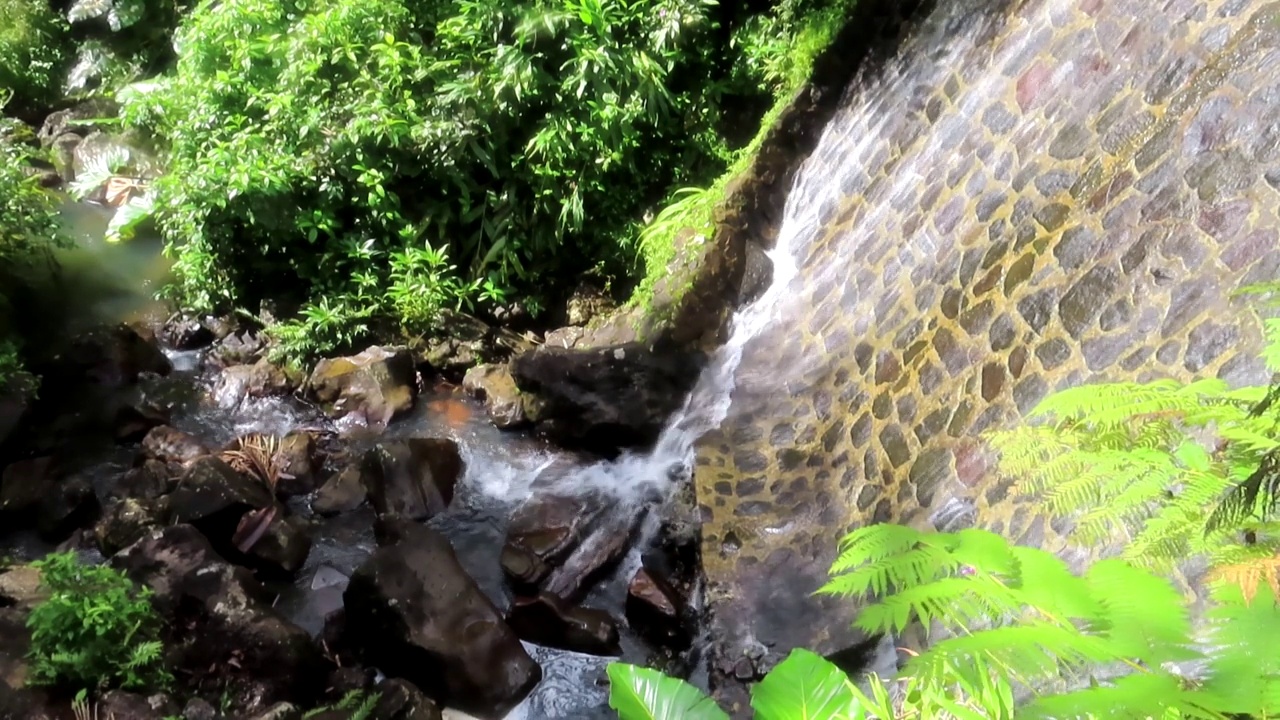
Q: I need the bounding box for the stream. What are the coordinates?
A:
[4,200,692,719]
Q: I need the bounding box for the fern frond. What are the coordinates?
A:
[1207,551,1280,605]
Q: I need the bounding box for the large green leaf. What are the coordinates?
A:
[751,649,856,720]
[606,663,729,720]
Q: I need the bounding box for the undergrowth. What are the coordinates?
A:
[0,0,71,116]
[26,552,171,692]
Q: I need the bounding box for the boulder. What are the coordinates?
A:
[98,691,180,720]
[275,431,321,497]
[626,567,690,649]
[502,484,643,601]
[114,401,170,443]
[510,342,703,452]
[169,456,311,575]
[159,314,216,351]
[142,425,210,465]
[0,456,56,514]
[369,678,444,720]
[564,284,616,327]
[506,592,621,656]
[213,359,302,408]
[461,364,526,429]
[38,98,121,147]
[542,326,586,349]
[45,324,172,390]
[95,496,171,556]
[0,566,44,608]
[361,439,462,521]
[310,347,417,427]
[343,516,540,719]
[311,464,367,516]
[113,525,329,711]
[0,607,32,693]
[209,330,268,368]
[115,459,177,500]
[36,474,100,541]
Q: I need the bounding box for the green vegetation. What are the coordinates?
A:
[627,0,857,312]
[0,135,66,386]
[0,0,71,116]
[26,552,170,691]
[303,691,380,719]
[609,648,856,720]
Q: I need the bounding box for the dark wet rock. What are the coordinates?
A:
[244,703,302,720]
[36,474,100,541]
[510,342,703,452]
[98,691,180,720]
[502,482,643,601]
[169,456,273,525]
[116,459,177,500]
[506,591,621,656]
[361,439,462,521]
[181,698,221,720]
[369,678,445,720]
[0,680,48,720]
[626,567,690,649]
[0,374,35,451]
[0,456,56,514]
[142,425,211,465]
[343,516,540,719]
[44,324,172,390]
[249,514,313,577]
[113,525,329,711]
[310,347,417,427]
[48,132,81,183]
[215,359,302,406]
[311,464,367,516]
[275,431,321,497]
[737,241,774,305]
[412,310,533,381]
[114,401,171,443]
[461,364,527,429]
[326,666,377,698]
[168,456,312,575]
[96,496,171,555]
[210,330,268,368]
[0,606,32,695]
[160,314,216,351]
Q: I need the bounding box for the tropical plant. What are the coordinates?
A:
[0,0,71,115]
[220,433,289,491]
[25,552,171,691]
[302,691,380,720]
[609,648,859,720]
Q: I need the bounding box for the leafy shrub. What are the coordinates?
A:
[608,648,857,719]
[26,552,170,691]
[0,137,67,383]
[63,0,183,94]
[0,0,71,115]
[121,0,739,359]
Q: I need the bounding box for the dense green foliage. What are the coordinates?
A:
[0,0,71,116]
[63,0,183,94]
[26,552,170,691]
[0,135,66,386]
[821,525,1280,718]
[120,0,734,356]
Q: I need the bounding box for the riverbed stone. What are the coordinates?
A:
[510,342,703,453]
[626,566,689,649]
[215,359,303,407]
[502,479,643,601]
[98,691,180,720]
[275,431,321,497]
[96,496,171,555]
[505,591,621,656]
[142,425,211,465]
[0,456,55,514]
[112,525,329,712]
[343,516,540,719]
[311,464,367,516]
[461,363,527,428]
[310,346,417,427]
[361,439,462,521]
[116,459,176,500]
[36,474,100,541]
